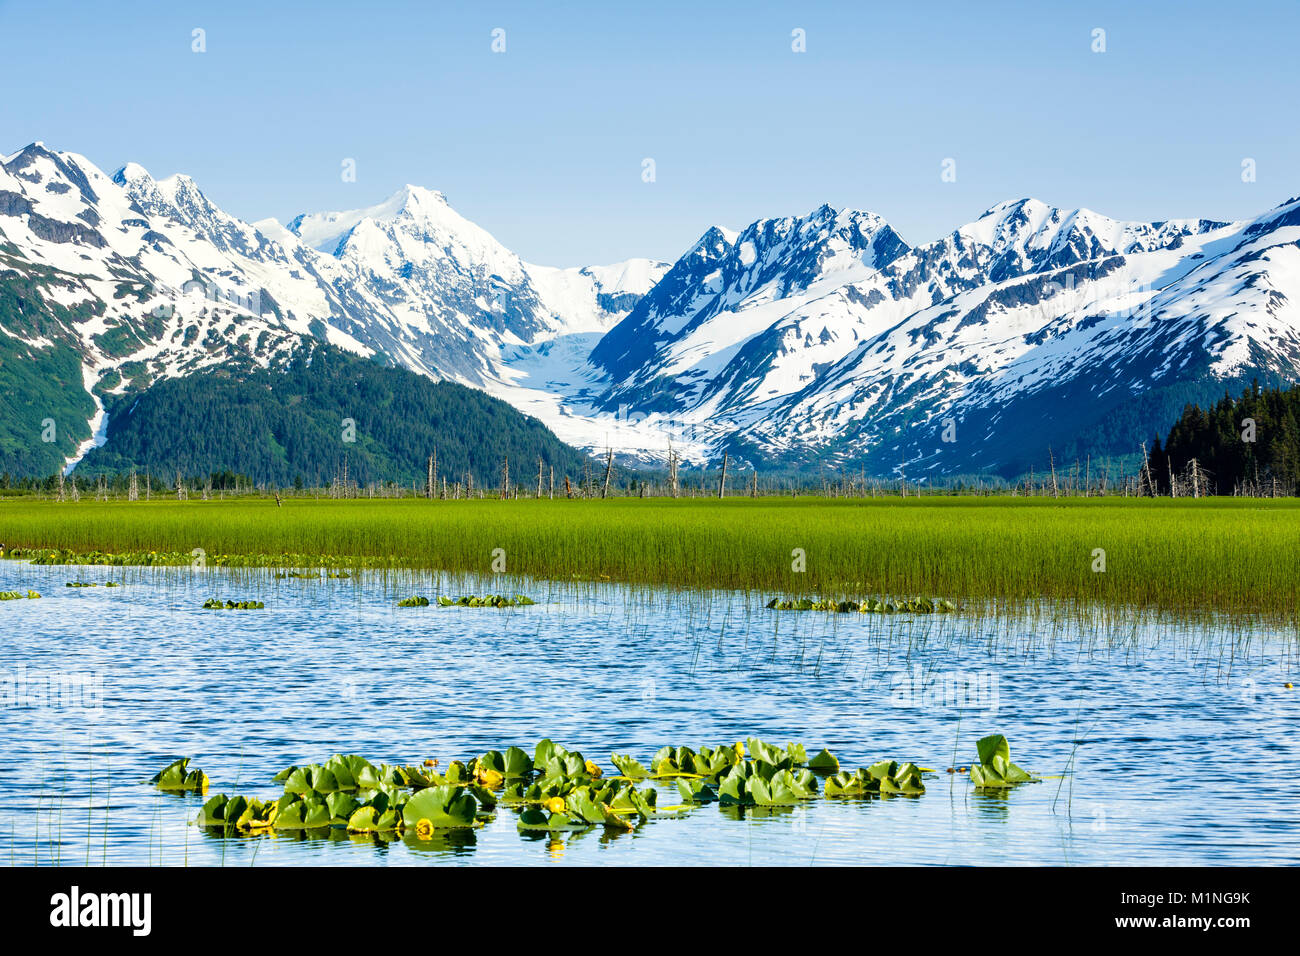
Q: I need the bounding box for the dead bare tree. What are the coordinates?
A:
[668,441,680,498]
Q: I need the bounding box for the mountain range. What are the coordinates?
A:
[3,140,1298,481]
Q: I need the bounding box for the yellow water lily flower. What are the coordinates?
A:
[584,760,602,778]
[414,818,434,839]
[423,758,437,768]
[476,767,504,788]
[545,796,566,814]
[734,742,745,759]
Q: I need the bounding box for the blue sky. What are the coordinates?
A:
[2,0,1297,265]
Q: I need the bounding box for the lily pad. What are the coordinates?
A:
[970,734,1037,789]
[149,757,209,794]
[402,785,480,829]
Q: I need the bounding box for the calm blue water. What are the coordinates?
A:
[1,559,1297,866]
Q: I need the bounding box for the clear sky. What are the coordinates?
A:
[2,0,1297,266]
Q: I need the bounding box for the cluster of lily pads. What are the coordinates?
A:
[150,735,1040,848]
[201,598,265,610]
[825,761,926,796]
[191,753,498,836]
[65,580,121,588]
[0,590,40,600]
[398,594,537,608]
[766,596,957,614]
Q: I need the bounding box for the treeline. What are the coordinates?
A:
[4,469,255,495]
[1151,381,1300,495]
[73,345,593,488]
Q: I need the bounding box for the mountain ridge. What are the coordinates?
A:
[3,139,1298,480]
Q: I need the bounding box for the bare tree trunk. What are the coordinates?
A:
[601,448,614,498]
[717,454,728,498]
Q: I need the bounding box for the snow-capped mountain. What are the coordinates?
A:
[581,195,1300,476]
[588,205,910,425]
[0,142,665,470]
[4,138,1298,479]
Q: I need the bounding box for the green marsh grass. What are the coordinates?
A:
[2,496,1298,618]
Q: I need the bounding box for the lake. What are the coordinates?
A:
[1,559,1297,866]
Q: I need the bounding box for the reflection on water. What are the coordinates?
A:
[0,559,1297,866]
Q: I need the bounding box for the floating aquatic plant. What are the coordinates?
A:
[716,761,820,806]
[195,794,279,831]
[968,734,1038,789]
[186,735,1048,848]
[403,785,480,830]
[766,596,957,613]
[149,757,209,794]
[646,742,743,780]
[397,595,430,607]
[436,594,536,607]
[0,589,40,600]
[277,754,395,793]
[202,598,264,609]
[470,746,534,782]
[807,748,840,773]
[823,760,926,797]
[517,783,638,832]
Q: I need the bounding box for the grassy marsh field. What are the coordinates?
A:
[1,496,1296,617]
